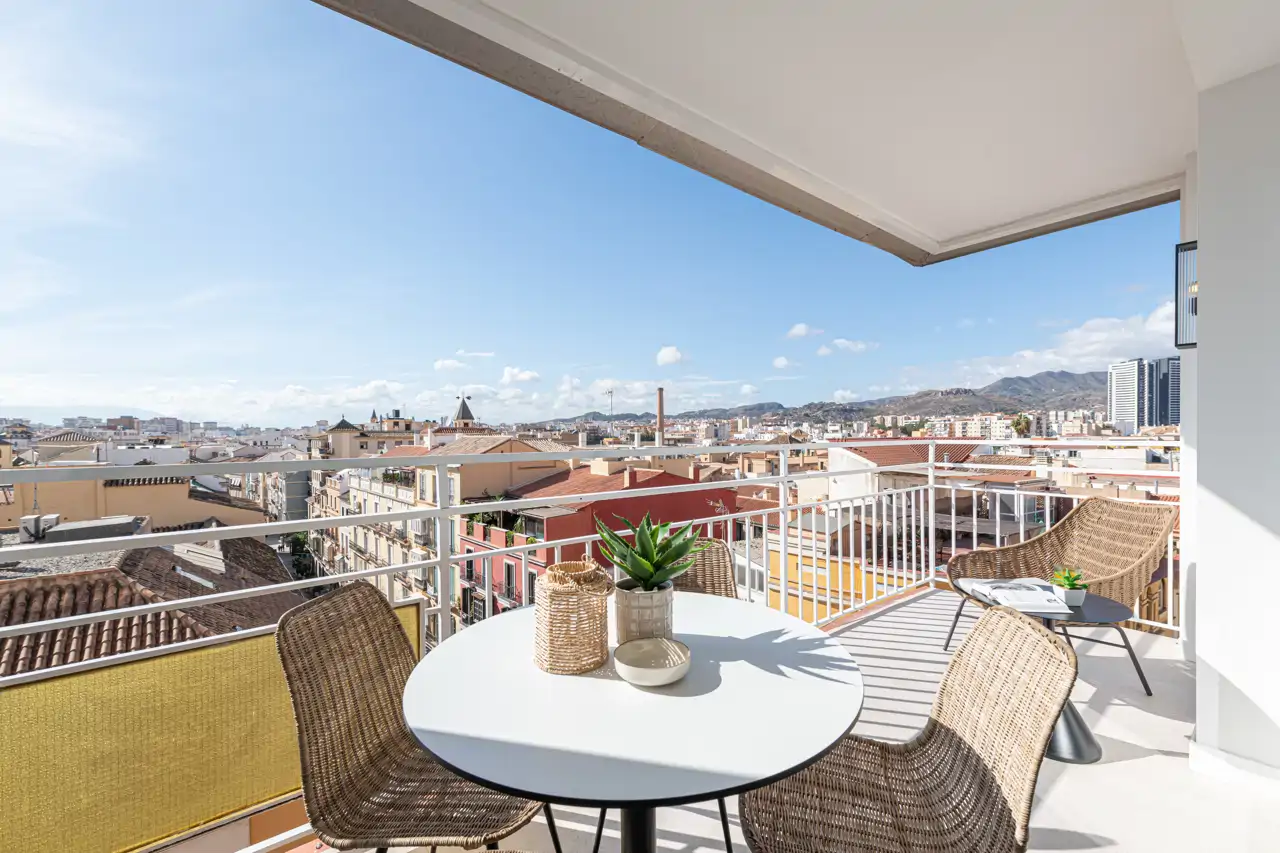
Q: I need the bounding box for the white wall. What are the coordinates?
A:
[1193,60,1280,781]
[1179,152,1198,661]
[827,448,876,502]
[105,445,189,466]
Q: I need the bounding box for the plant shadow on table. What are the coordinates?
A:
[679,629,861,687]
[581,629,860,697]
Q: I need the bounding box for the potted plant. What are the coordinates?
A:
[595,513,708,643]
[1051,566,1088,607]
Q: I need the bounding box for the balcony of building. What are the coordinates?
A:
[1,438,1239,853]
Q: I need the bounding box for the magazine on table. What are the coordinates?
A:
[968,578,1073,615]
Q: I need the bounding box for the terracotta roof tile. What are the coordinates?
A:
[426,436,513,455]
[381,445,433,457]
[833,441,979,467]
[104,476,188,487]
[511,466,667,501]
[37,430,100,444]
[0,567,210,677]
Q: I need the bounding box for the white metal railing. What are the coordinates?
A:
[0,437,1181,689]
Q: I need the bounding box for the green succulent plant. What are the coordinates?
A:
[1051,566,1089,590]
[594,512,710,592]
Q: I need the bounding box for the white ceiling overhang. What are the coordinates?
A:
[316,0,1280,264]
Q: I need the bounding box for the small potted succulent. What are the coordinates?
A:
[595,513,708,643]
[1051,566,1088,607]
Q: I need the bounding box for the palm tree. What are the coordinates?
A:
[1011,414,1032,437]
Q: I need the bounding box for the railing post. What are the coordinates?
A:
[927,440,937,588]
[433,463,455,641]
[777,450,790,616]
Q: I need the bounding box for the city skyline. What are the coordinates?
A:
[3,2,1178,425]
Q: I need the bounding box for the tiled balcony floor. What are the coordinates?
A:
[400,590,1280,853]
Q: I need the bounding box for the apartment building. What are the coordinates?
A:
[455,459,736,620]
[325,409,423,457]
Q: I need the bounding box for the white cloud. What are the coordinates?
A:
[816,344,833,356]
[740,384,759,395]
[457,349,495,358]
[869,384,891,393]
[957,318,976,329]
[986,317,996,325]
[434,358,467,371]
[764,375,802,382]
[656,345,684,366]
[554,375,583,409]
[832,338,878,353]
[956,302,1176,381]
[772,356,794,369]
[900,384,921,393]
[499,366,539,385]
[833,389,859,403]
[786,323,822,338]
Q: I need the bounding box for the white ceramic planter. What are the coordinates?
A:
[614,579,674,643]
[1054,585,1086,607]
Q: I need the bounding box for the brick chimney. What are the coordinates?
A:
[623,466,633,488]
[656,387,665,447]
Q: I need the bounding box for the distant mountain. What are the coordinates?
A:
[538,370,1106,426]
[549,410,657,423]
[977,370,1107,410]
[676,370,1107,421]
[0,405,165,424]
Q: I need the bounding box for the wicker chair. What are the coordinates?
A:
[276,582,562,853]
[740,606,1077,853]
[673,537,739,599]
[942,497,1177,695]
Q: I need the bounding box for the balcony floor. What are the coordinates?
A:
[399,590,1280,853]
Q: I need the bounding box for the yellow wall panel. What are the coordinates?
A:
[0,601,421,853]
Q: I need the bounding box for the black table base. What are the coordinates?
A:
[620,807,656,853]
[1047,700,1103,764]
[1042,616,1102,764]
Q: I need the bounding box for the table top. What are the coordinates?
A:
[958,578,1134,624]
[403,592,864,808]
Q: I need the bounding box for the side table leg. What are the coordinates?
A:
[1114,625,1153,696]
[1042,617,1102,764]
[620,806,656,853]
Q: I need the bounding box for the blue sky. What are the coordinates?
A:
[1,1,1180,426]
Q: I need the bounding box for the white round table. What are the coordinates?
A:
[403,592,864,853]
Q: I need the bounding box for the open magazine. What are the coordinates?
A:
[968,578,1073,615]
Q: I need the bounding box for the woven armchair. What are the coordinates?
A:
[276,582,559,853]
[943,497,1178,652]
[740,607,1077,853]
[673,537,739,598]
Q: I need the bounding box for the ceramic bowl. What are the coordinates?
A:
[613,638,691,687]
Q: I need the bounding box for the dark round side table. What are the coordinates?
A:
[955,582,1150,765]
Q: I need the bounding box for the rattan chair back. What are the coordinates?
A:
[276,582,418,833]
[673,537,738,599]
[927,606,1077,849]
[948,497,1178,607]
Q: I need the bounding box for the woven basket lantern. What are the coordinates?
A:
[534,560,614,674]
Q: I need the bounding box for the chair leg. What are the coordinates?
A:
[544,803,565,853]
[1114,625,1153,696]
[592,808,607,853]
[487,844,499,850]
[718,796,734,852]
[1059,627,1075,650]
[943,596,967,650]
